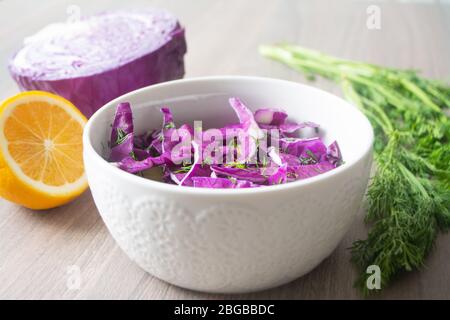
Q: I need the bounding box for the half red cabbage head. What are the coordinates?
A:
[9,10,187,117]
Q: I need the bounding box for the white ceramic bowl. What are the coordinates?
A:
[83,76,373,293]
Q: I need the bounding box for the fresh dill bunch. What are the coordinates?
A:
[260,44,450,294]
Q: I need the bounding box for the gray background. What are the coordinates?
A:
[0,0,449,299]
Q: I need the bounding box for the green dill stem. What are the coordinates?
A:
[408,76,450,109]
[261,45,410,116]
[397,161,430,199]
[347,75,407,112]
[398,78,442,113]
[341,79,394,135]
[360,97,394,133]
[259,45,341,80]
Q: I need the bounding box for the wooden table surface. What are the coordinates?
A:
[0,0,449,300]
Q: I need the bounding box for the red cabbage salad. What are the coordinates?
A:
[108,98,343,188]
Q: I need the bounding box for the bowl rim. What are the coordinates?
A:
[83,75,374,196]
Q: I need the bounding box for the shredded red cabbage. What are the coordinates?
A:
[108,97,343,188]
